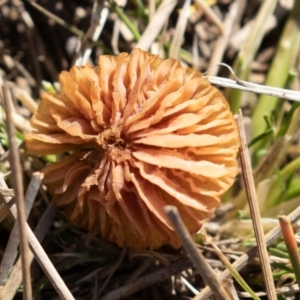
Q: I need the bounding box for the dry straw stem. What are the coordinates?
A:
[194,204,300,300]
[0,174,74,300]
[135,0,177,51]
[164,206,231,300]
[2,83,32,300]
[2,202,58,300]
[101,258,193,300]
[278,215,300,288]
[0,172,43,290]
[235,110,276,299]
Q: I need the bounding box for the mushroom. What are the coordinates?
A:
[25,49,240,249]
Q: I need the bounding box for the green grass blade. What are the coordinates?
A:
[226,0,277,112]
[251,2,300,156]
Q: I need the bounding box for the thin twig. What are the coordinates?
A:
[0,172,43,289]
[2,83,32,300]
[235,110,277,299]
[164,206,231,300]
[193,204,300,300]
[25,0,84,37]
[0,175,75,300]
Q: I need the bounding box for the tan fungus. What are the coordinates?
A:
[25,49,240,249]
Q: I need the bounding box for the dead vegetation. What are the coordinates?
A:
[1,0,300,299]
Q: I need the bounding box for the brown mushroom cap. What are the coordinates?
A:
[25,49,240,249]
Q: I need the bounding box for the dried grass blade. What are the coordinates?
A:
[2,83,32,300]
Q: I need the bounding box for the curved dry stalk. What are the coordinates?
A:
[207,76,300,102]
